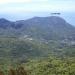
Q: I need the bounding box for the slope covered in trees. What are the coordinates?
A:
[0,16,75,75]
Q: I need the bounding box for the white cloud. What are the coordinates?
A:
[0,0,31,4]
[0,2,75,14]
[34,0,48,2]
[0,0,75,13]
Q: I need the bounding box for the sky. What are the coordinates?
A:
[0,0,75,25]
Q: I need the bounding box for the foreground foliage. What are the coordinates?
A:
[24,57,75,75]
[0,57,75,75]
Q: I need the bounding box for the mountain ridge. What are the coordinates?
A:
[0,16,75,41]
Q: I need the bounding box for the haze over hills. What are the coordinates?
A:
[0,16,75,41]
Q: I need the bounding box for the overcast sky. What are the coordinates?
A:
[0,0,75,25]
[0,0,74,13]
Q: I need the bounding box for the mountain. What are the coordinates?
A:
[0,16,75,62]
[0,16,75,41]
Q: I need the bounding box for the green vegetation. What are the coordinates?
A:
[24,57,75,75]
[0,56,75,75]
[0,37,74,75]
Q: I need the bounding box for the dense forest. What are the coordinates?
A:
[0,56,75,75]
[0,37,74,75]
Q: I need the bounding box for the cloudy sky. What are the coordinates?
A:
[0,0,74,13]
[0,0,75,25]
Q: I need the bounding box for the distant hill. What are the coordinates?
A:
[0,16,75,41]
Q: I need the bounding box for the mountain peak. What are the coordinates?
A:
[30,16,66,23]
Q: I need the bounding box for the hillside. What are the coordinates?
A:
[0,16,75,75]
[0,16,75,62]
[0,16,75,41]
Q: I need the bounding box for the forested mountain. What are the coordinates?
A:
[0,16,75,75]
[0,16,75,41]
[0,16,75,58]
